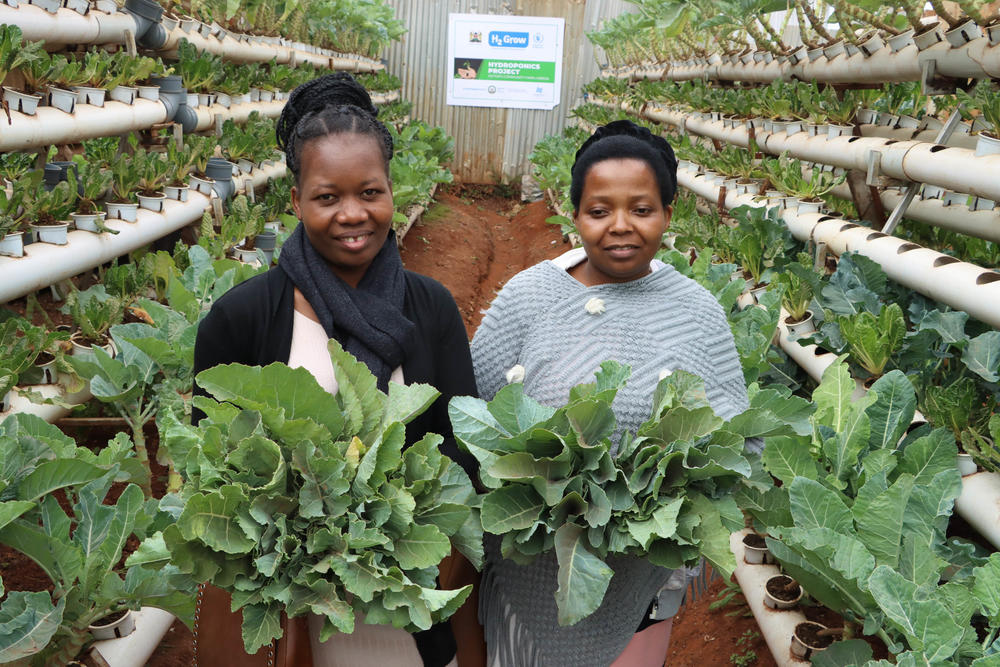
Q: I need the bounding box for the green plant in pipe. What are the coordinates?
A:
[738,361,1000,662]
[183,134,217,179]
[27,179,76,226]
[958,80,1000,139]
[105,54,161,91]
[230,194,268,250]
[0,172,42,238]
[17,50,55,97]
[135,149,171,197]
[83,136,120,167]
[78,50,114,89]
[176,39,221,93]
[134,340,481,653]
[69,156,112,217]
[0,315,64,394]
[764,153,846,201]
[62,284,127,347]
[50,55,91,90]
[109,156,142,204]
[0,415,196,666]
[774,254,822,322]
[837,303,907,379]
[0,25,46,95]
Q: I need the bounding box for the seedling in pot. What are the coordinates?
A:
[70,155,113,218]
[28,179,76,226]
[958,80,1000,140]
[62,284,127,348]
[229,194,268,251]
[0,24,46,94]
[185,133,217,179]
[135,149,170,197]
[0,172,42,240]
[176,39,220,93]
[775,253,822,324]
[109,155,142,204]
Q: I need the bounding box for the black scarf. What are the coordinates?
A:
[278,224,415,391]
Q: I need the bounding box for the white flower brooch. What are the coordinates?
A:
[506,364,526,384]
[585,297,606,315]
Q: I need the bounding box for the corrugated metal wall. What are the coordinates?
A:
[384,0,632,183]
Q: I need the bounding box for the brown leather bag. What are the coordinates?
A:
[194,584,314,667]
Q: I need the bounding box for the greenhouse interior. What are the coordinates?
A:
[1,0,1000,665]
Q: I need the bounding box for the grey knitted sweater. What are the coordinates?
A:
[470,249,749,667]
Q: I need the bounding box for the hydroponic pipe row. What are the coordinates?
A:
[675,165,1000,329]
[0,159,287,304]
[0,1,383,72]
[605,22,1000,86]
[638,105,1000,204]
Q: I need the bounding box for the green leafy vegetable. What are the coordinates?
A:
[451,362,802,625]
[143,340,482,653]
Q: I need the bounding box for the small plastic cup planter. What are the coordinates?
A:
[74,86,107,107]
[914,22,946,50]
[47,86,77,114]
[785,311,816,340]
[0,231,25,258]
[164,184,190,202]
[64,0,89,15]
[791,622,835,660]
[974,133,1000,158]
[71,211,108,233]
[2,87,43,115]
[70,334,116,361]
[742,533,773,564]
[189,174,215,196]
[30,221,70,245]
[888,29,916,52]
[35,351,57,384]
[109,85,138,105]
[137,192,166,212]
[764,575,803,610]
[944,18,983,48]
[29,0,61,13]
[89,609,136,640]
[106,201,139,222]
[957,453,979,476]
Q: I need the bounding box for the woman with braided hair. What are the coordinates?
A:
[192,72,480,667]
[471,120,750,666]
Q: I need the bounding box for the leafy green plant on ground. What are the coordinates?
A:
[0,415,195,666]
[450,362,808,626]
[135,340,482,653]
[739,359,1000,664]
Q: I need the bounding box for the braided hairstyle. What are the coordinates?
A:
[275,72,394,181]
[570,120,678,211]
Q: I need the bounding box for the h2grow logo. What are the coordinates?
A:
[489,30,529,48]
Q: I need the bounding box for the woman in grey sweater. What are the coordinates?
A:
[470,120,749,666]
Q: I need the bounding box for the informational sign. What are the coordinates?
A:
[446,13,564,111]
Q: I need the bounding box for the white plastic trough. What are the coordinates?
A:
[0,2,140,47]
[675,166,1000,329]
[730,530,808,667]
[954,472,1000,551]
[90,607,176,667]
[0,160,286,304]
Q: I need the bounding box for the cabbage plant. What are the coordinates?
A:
[137,340,482,653]
[450,362,810,625]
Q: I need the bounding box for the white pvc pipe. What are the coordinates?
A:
[0,195,209,304]
[90,608,176,667]
[730,530,806,667]
[954,472,1000,550]
[654,37,1000,84]
[0,3,139,47]
[157,26,380,71]
[0,159,286,304]
[647,106,1000,204]
[676,167,1000,329]
[0,100,168,153]
[191,99,286,133]
[0,382,92,424]
[826,180,1000,244]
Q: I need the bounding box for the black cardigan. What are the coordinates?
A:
[192,265,478,667]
